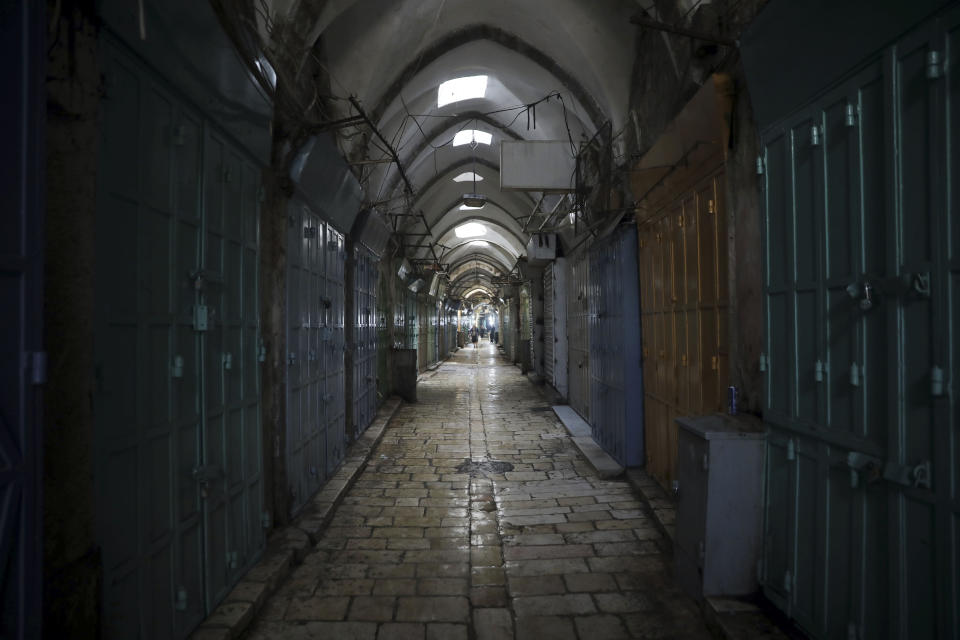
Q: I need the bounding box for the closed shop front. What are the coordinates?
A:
[543,259,569,397]
[637,171,729,489]
[745,3,960,636]
[568,253,591,421]
[94,37,265,636]
[351,245,378,437]
[588,227,644,467]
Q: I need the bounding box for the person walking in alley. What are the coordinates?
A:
[471,326,478,348]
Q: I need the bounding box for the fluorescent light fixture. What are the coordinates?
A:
[460,204,484,210]
[455,222,487,238]
[468,240,489,247]
[452,130,492,147]
[453,172,483,183]
[465,288,488,298]
[438,75,488,107]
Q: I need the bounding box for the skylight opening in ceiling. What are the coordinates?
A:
[453,172,484,183]
[452,130,492,147]
[455,222,487,238]
[468,240,490,247]
[438,75,488,108]
[460,204,485,211]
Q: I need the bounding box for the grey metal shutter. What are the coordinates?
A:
[543,265,555,384]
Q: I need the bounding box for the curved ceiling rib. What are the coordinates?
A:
[296,0,637,295]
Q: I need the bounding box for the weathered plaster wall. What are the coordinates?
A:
[43,1,101,635]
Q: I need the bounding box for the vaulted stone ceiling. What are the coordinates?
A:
[262,0,655,294]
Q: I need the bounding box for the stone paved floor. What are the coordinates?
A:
[244,339,712,639]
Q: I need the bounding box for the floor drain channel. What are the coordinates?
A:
[456,459,514,475]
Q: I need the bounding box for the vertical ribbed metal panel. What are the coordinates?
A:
[324,227,346,476]
[350,246,378,437]
[759,11,958,637]
[1,2,43,636]
[543,266,555,383]
[286,206,327,516]
[568,254,591,421]
[588,227,644,467]
[95,38,264,637]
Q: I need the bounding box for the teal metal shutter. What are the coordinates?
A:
[95,39,265,638]
[759,10,959,637]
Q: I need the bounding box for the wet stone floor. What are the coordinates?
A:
[245,339,711,640]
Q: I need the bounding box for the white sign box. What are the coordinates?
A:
[500,140,576,192]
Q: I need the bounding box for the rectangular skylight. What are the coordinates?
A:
[453,172,484,182]
[452,130,492,147]
[455,222,486,238]
[438,75,488,107]
[460,204,485,210]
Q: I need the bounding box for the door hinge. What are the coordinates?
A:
[849,363,860,387]
[261,511,272,529]
[759,352,768,373]
[926,50,941,79]
[847,622,859,640]
[783,569,793,593]
[193,305,209,331]
[678,215,684,227]
[786,438,796,461]
[815,360,825,383]
[707,199,715,214]
[844,104,857,128]
[226,550,239,570]
[258,338,266,362]
[930,365,944,397]
[810,124,821,147]
[175,586,187,611]
[170,124,186,146]
[171,355,184,379]
[288,352,297,366]
[222,352,233,370]
[756,155,765,175]
[29,351,48,385]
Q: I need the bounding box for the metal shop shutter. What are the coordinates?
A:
[286,205,327,516]
[637,171,729,490]
[325,226,346,476]
[759,11,959,638]
[94,38,265,638]
[543,265,555,383]
[567,253,591,421]
[588,227,644,467]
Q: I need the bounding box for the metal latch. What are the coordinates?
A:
[192,464,222,498]
[222,353,232,370]
[883,460,932,490]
